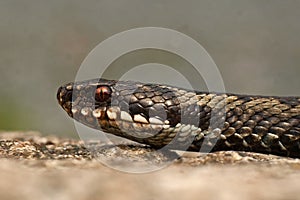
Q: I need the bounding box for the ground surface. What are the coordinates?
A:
[1,131,300,200]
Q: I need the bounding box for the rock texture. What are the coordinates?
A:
[1,131,300,200]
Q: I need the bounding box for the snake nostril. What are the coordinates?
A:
[65,91,73,102]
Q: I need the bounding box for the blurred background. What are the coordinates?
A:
[0,0,299,138]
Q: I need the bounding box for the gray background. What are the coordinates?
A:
[1,0,299,137]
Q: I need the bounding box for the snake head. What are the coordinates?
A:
[57,78,118,128]
[57,78,201,147]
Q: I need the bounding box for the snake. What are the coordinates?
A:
[57,78,300,158]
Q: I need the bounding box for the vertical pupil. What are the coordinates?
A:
[96,86,111,101]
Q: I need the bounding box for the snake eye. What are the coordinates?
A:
[95,85,112,102]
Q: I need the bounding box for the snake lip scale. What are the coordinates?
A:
[57,78,300,158]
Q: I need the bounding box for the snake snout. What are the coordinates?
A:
[57,84,74,115]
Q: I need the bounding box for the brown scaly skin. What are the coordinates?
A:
[57,78,300,158]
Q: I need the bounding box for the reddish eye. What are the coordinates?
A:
[95,86,112,102]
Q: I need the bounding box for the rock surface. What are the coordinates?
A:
[1,131,300,200]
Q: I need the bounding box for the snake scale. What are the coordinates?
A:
[57,78,300,158]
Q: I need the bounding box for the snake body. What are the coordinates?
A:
[57,78,300,158]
